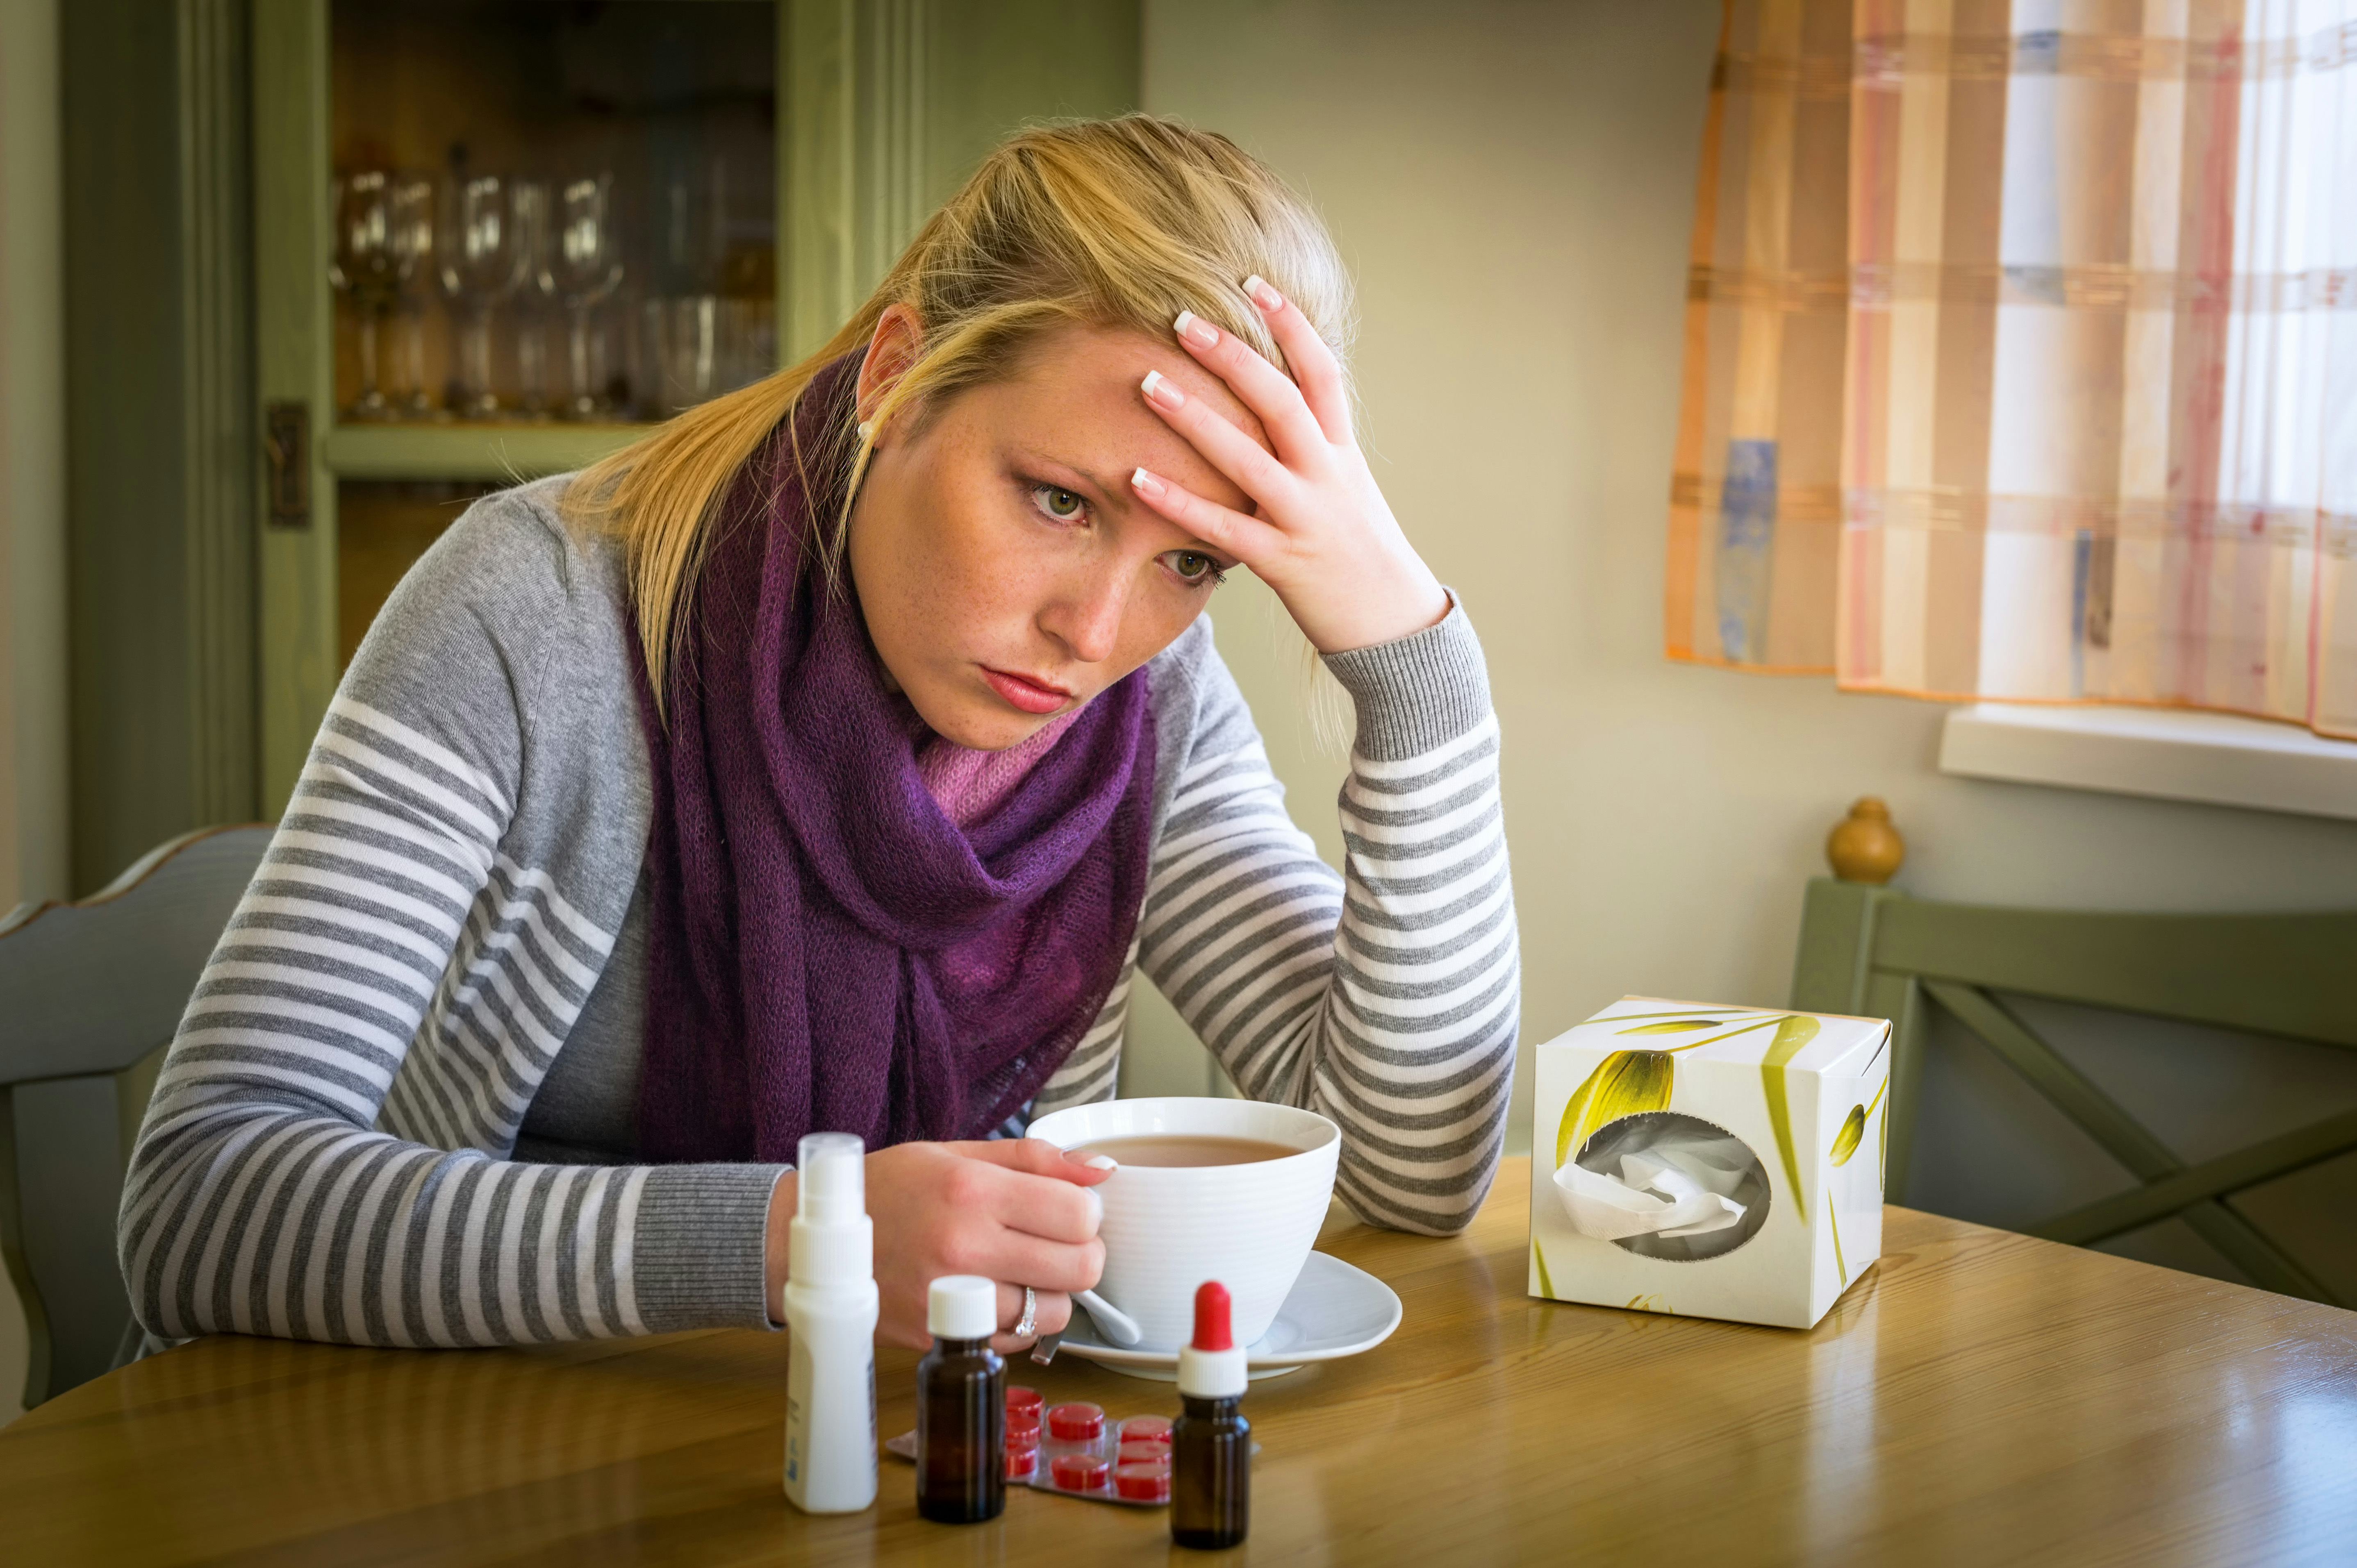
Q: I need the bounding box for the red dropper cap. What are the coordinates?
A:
[1176,1279,1247,1398]
[1190,1281,1233,1351]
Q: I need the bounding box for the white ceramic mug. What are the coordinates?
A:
[1027,1096,1340,1352]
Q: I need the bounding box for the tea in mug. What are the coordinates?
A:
[1071,1136,1296,1168]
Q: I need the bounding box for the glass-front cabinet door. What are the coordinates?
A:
[252,0,1139,814]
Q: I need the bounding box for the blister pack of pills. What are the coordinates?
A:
[885,1388,1194,1508]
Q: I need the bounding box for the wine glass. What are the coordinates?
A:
[640,161,720,414]
[509,180,555,420]
[541,175,626,419]
[328,171,399,420]
[386,174,439,418]
[435,174,533,418]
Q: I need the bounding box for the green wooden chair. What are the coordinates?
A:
[1790,877,2357,1307]
[0,825,269,1409]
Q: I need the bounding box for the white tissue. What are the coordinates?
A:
[1553,1133,1752,1243]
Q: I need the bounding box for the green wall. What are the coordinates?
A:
[62,0,255,893]
[924,0,1142,204]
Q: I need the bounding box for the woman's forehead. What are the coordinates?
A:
[972,323,1268,507]
[1015,320,1267,425]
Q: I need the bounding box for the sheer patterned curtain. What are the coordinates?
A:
[1667,0,2356,738]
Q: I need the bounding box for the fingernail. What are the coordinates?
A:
[1084,1154,1118,1170]
[1174,310,1218,349]
[1129,467,1166,500]
[1243,275,1283,311]
[1140,369,1185,410]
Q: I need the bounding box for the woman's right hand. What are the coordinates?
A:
[769,1138,1113,1352]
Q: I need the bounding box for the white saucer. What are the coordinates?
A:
[1055,1251,1401,1379]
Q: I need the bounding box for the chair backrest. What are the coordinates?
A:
[1790,876,2357,1307]
[0,825,270,1409]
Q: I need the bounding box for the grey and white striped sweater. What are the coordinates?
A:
[119,476,1517,1347]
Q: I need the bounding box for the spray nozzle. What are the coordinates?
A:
[796,1132,866,1226]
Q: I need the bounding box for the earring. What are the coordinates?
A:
[857,419,876,442]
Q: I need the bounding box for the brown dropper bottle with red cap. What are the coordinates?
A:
[1172,1280,1249,1549]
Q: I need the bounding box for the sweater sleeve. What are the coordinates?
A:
[116,493,784,1348]
[1134,598,1519,1234]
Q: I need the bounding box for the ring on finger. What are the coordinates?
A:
[1012,1285,1038,1341]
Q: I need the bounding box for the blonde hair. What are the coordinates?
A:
[564,114,1354,708]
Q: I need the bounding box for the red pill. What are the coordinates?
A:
[1006,1445,1038,1480]
[1118,1441,1165,1465]
[1050,1452,1110,1492]
[1119,1415,1173,1446]
[1046,1402,1105,1441]
[1006,1403,1041,1438]
[1006,1385,1045,1417]
[1114,1460,1172,1502]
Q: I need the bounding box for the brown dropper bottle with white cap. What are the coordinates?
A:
[917,1275,1005,1524]
[1172,1280,1249,1549]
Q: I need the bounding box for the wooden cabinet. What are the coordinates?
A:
[250,0,1138,814]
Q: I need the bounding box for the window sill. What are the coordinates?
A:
[1937,704,2357,822]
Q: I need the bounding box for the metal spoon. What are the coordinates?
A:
[1074,1288,1143,1346]
[1066,1185,1143,1345]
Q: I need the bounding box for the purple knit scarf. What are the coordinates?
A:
[630,357,1157,1162]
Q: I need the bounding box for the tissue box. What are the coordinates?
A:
[1527,996,1891,1329]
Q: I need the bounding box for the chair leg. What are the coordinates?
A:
[0,1088,55,1411]
[1866,974,1923,1202]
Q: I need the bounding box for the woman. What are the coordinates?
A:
[121,117,1517,1353]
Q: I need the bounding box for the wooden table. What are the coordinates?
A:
[7,1157,2355,1566]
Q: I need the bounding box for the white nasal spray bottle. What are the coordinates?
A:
[783,1132,878,1513]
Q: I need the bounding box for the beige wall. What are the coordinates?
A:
[1134,0,2357,1154]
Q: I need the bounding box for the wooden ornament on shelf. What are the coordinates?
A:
[1827,797,1905,884]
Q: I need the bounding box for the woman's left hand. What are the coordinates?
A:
[1130,276,1449,654]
